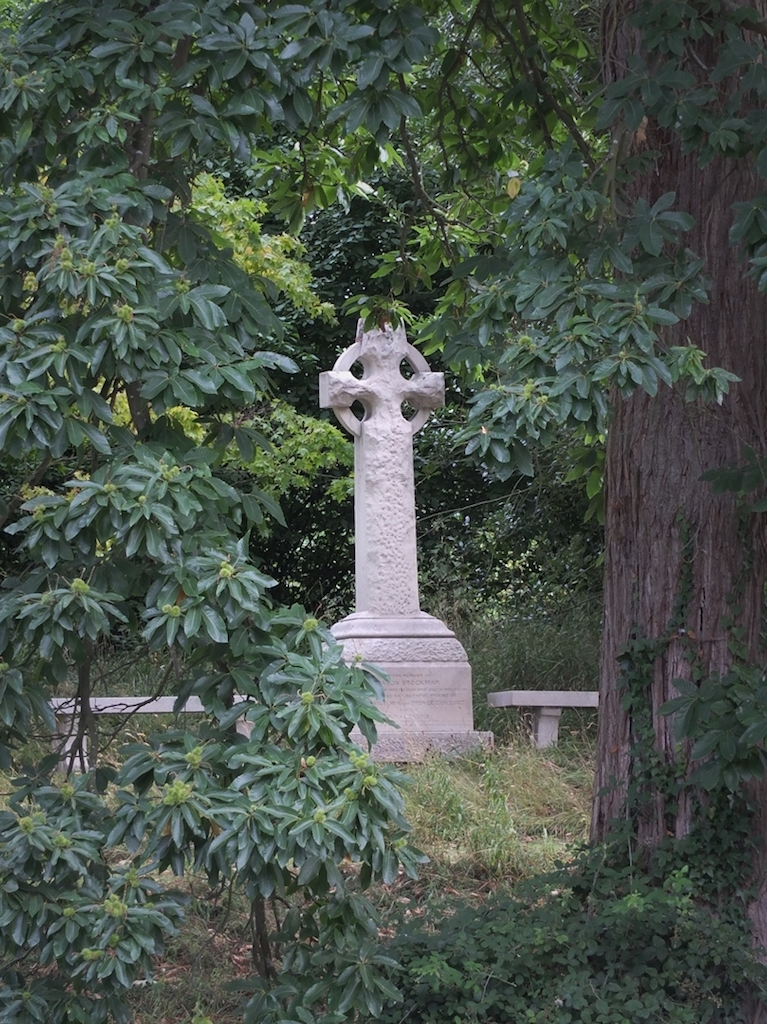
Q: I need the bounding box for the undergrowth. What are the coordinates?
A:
[368,845,767,1024]
[118,742,595,1023]
[129,877,253,1024]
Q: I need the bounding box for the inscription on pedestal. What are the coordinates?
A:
[375,668,473,725]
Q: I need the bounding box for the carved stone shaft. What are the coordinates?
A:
[319,321,444,617]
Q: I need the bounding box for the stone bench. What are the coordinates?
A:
[50,695,248,770]
[486,689,599,748]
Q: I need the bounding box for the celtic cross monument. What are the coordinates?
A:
[320,320,492,759]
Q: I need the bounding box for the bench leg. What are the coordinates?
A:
[533,707,562,748]
[235,718,252,739]
[54,715,88,773]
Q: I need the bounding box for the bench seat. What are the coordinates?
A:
[50,695,248,770]
[50,696,208,715]
[487,689,599,748]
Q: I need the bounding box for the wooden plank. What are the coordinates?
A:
[487,689,599,709]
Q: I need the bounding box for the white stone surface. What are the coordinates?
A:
[363,661,475,731]
[320,320,443,617]
[534,708,563,749]
[487,690,599,708]
[321,321,491,759]
[332,611,468,662]
[351,728,493,762]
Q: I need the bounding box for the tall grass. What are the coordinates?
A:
[402,745,593,885]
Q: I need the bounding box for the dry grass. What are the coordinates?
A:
[129,877,254,1024]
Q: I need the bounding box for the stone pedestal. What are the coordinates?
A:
[333,614,492,760]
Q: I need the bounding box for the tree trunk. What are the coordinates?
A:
[592,0,767,989]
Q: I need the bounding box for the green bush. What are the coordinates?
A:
[370,849,767,1024]
[0,618,425,1024]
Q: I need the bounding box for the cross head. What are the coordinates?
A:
[319,320,444,436]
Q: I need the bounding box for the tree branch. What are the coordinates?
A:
[65,650,94,775]
[172,34,192,72]
[433,1,492,170]
[125,380,150,435]
[399,112,455,261]
[498,2,594,166]
[127,108,153,181]
[251,896,277,980]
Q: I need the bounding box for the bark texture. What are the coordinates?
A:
[592,0,767,985]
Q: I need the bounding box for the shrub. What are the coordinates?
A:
[370,847,767,1024]
[0,619,425,1024]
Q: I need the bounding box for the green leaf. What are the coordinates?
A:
[689,759,721,791]
[137,247,172,274]
[690,730,722,760]
[200,606,227,644]
[512,441,533,477]
[358,54,385,90]
[292,89,314,124]
[219,365,256,399]
[189,295,227,330]
[644,306,678,325]
[606,246,633,274]
[241,493,263,525]
[183,604,202,637]
[234,428,255,462]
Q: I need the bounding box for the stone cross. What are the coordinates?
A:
[319,320,444,618]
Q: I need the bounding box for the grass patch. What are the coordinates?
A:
[402,745,592,886]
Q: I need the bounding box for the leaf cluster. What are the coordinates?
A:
[660,666,767,793]
[0,618,426,1024]
[430,145,732,478]
[0,772,183,1023]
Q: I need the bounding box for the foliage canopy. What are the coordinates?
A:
[0,2,439,1021]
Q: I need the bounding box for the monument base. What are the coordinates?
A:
[351,726,494,762]
[332,613,493,762]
